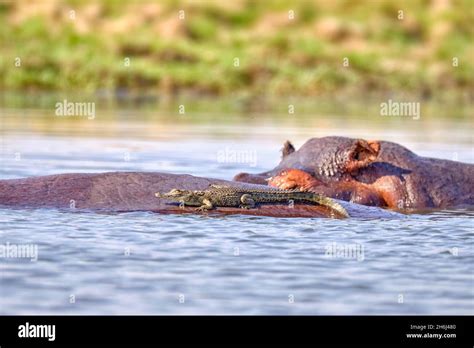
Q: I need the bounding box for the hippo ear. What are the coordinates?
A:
[281,140,295,158]
[353,140,380,160]
[346,139,380,172]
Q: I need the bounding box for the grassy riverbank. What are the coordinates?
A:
[1,0,472,99]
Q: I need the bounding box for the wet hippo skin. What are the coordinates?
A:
[0,172,401,218]
[234,136,474,210]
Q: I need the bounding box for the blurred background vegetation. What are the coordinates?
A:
[0,0,472,102]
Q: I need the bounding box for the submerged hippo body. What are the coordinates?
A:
[234,136,474,210]
[0,172,402,218]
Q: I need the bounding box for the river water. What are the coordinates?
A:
[0,102,473,314]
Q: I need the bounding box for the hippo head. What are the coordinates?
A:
[233,136,380,185]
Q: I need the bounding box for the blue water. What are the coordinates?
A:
[0,112,473,314]
[1,208,473,314]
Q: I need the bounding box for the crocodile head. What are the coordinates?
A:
[155,189,205,206]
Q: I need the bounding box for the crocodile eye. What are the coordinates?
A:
[169,189,184,195]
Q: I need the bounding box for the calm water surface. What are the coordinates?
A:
[0,107,473,314]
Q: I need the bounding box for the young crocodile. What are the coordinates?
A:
[155,185,349,218]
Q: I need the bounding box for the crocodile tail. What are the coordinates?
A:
[311,194,350,218]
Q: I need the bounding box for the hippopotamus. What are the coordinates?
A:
[0,172,401,218]
[234,136,474,210]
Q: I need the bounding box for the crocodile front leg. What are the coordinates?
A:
[240,194,256,209]
[196,198,214,211]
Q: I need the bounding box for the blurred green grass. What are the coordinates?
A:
[1,0,473,99]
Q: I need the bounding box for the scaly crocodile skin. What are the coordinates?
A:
[156,184,349,218]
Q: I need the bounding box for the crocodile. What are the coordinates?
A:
[155,184,350,218]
